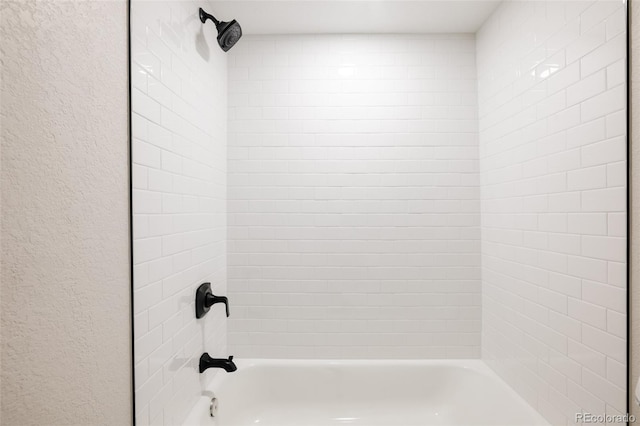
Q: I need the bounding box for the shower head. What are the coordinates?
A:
[199,8,242,52]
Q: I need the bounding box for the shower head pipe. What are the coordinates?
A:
[199,8,220,26]
[199,7,242,52]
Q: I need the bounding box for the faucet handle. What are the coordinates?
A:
[195,283,230,318]
[207,294,229,317]
[221,297,230,317]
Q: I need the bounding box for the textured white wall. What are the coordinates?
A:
[477,1,627,424]
[131,1,228,424]
[0,1,131,425]
[227,35,481,359]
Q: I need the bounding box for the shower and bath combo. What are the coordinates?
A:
[199,7,242,51]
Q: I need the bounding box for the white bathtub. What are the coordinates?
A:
[183,359,549,426]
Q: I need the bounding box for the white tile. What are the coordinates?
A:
[132,1,228,424]
[132,63,148,93]
[606,309,626,339]
[582,323,625,363]
[607,161,626,188]
[606,59,625,89]
[581,85,625,123]
[566,22,605,65]
[549,312,581,341]
[547,62,580,95]
[539,288,568,314]
[567,213,607,236]
[581,187,626,212]
[581,34,626,77]
[477,2,627,423]
[581,368,626,412]
[607,212,626,237]
[581,136,626,167]
[134,238,162,264]
[147,77,172,108]
[228,34,481,360]
[608,261,626,287]
[549,272,582,298]
[581,235,626,262]
[133,165,149,190]
[568,255,608,282]
[133,141,161,169]
[567,297,606,329]
[134,326,162,364]
[568,339,606,377]
[133,88,162,123]
[567,379,606,415]
[566,117,606,149]
[567,165,606,191]
[582,279,625,312]
[566,70,606,106]
[580,1,620,35]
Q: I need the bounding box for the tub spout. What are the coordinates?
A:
[199,353,237,373]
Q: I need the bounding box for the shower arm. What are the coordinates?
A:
[199,8,220,27]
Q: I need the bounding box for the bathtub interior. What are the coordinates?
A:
[184,360,549,426]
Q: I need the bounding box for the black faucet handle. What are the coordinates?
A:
[206,294,229,317]
[221,296,230,317]
[195,283,230,318]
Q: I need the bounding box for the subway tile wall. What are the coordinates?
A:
[227,35,482,359]
[477,1,626,424]
[131,2,227,425]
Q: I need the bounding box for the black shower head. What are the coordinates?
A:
[216,20,242,52]
[199,8,242,52]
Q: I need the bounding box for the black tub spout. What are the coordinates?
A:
[199,353,237,373]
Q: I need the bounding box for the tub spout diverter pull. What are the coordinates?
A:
[195,282,229,319]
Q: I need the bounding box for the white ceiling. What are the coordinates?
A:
[209,1,502,34]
